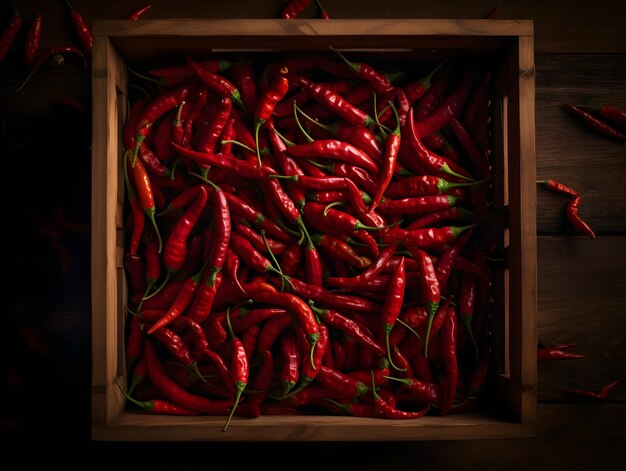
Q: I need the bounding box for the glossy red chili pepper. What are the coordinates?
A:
[23,11,42,67]
[288,139,380,177]
[405,107,474,182]
[128,4,152,20]
[278,328,301,396]
[329,45,394,95]
[123,157,146,256]
[434,227,474,288]
[138,141,171,178]
[161,184,207,276]
[567,380,620,400]
[537,179,579,197]
[0,1,21,64]
[65,0,91,56]
[185,54,244,111]
[378,194,459,216]
[414,67,478,138]
[316,365,369,398]
[371,374,430,419]
[310,302,384,355]
[325,243,399,289]
[171,143,275,181]
[564,103,626,142]
[144,339,233,413]
[132,84,192,164]
[380,256,408,371]
[127,153,163,255]
[384,375,441,406]
[385,174,476,199]
[566,195,596,238]
[288,73,375,127]
[537,343,585,362]
[311,233,371,269]
[410,248,440,358]
[222,308,249,431]
[254,69,289,163]
[197,96,232,159]
[236,224,287,255]
[403,59,449,105]
[125,393,198,416]
[230,232,291,289]
[369,103,401,212]
[383,224,475,249]
[281,0,312,18]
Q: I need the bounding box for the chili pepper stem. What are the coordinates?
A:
[396,317,423,345]
[220,138,257,155]
[254,122,263,167]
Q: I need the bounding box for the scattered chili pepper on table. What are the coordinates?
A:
[564,103,626,142]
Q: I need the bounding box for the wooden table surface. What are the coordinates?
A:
[1,0,624,468]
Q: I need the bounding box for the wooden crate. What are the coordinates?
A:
[91,19,536,441]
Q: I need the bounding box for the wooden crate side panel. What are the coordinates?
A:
[91,35,127,426]
[504,35,537,422]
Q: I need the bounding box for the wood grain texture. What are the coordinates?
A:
[537,236,626,401]
[536,54,626,234]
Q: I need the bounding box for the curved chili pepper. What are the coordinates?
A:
[537,343,585,362]
[185,54,244,111]
[311,233,371,269]
[132,84,192,165]
[159,184,207,281]
[288,139,380,177]
[144,339,233,414]
[371,373,430,419]
[414,68,478,138]
[324,242,398,289]
[383,375,441,406]
[385,174,479,199]
[196,97,232,171]
[567,380,620,400]
[316,365,369,398]
[254,69,289,164]
[564,103,626,142]
[65,0,92,56]
[251,290,320,368]
[128,4,152,20]
[23,11,42,67]
[566,195,596,238]
[0,1,21,64]
[383,224,476,249]
[328,45,394,95]
[230,231,291,289]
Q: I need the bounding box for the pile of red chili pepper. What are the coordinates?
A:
[121,48,503,429]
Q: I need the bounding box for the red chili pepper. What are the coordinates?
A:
[254,69,289,163]
[537,343,585,362]
[377,194,459,216]
[281,0,312,18]
[277,328,301,396]
[449,116,491,179]
[567,380,620,400]
[369,102,401,212]
[380,256,408,371]
[65,0,92,56]
[405,107,474,182]
[594,105,626,130]
[329,45,394,95]
[566,195,596,239]
[197,96,232,161]
[23,11,42,67]
[483,5,502,18]
[440,302,458,415]
[288,73,375,127]
[434,227,474,289]
[316,365,370,398]
[144,339,233,414]
[403,59,449,105]
[537,179,579,197]
[132,84,192,165]
[410,248,440,357]
[222,308,249,431]
[0,1,22,64]
[457,272,480,360]
[287,139,380,177]
[383,375,442,406]
[185,54,244,111]
[564,103,626,142]
[414,68,478,138]
[128,4,153,20]
[161,184,207,276]
[324,243,398,289]
[370,373,430,419]
[311,233,371,269]
[127,152,163,256]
